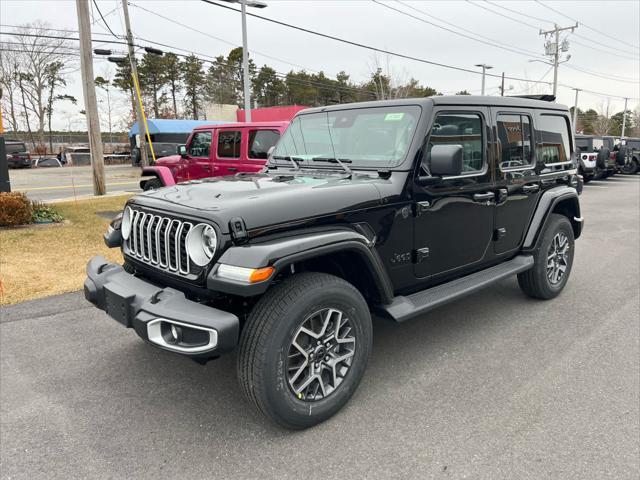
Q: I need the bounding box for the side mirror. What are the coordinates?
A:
[267,145,276,159]
[430,144,464,177]
[178,145,187,158]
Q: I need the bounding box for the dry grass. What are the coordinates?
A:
[0,195,131,305]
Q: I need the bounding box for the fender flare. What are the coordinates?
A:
[523,186,581,250]
[207,228,395,303]
[139,166,175,189]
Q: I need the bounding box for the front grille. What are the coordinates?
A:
[126,209,195,276]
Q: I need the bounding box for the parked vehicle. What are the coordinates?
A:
[33,157,64,168]
[139,122,288,190]
[85,96,583,429]
[5,141,32,168]
[575,135,617,179]
[619,137,639,175]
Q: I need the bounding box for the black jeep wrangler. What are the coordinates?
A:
[85,96,583,429]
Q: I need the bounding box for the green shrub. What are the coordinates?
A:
[0,192,32,226]
[31,201,64,223]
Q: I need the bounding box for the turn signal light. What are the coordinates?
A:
[217,264,275,283]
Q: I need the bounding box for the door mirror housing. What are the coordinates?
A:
[178,145,187,158]
[430,144,464,177]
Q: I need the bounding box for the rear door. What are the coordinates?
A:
[213,128,243,176]
[492,109,541,255]
[244,128,282,172]
[413,107,496,280]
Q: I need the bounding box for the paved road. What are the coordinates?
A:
[1,175,638,480]
[8,165,141,201]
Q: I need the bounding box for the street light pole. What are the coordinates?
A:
[475,64,493,95]
[621,97,629,139]
[240,0,252,122]
[572,88,580,134]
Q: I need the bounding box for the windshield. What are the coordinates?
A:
[272,105,421,169]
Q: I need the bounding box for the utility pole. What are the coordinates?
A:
[76,0,105,195]
[121,0,148,167]
[572,88,581,134]
[621,97,629,139]
[475,64,493,95]
[500,72,505,96]
[539,23,578,97]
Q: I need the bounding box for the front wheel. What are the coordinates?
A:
[518,214,575,300]
[237,272,372,429]
[142,178,163,191]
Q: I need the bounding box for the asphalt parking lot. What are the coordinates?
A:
[8,165,141,201]
[1,175,638,480]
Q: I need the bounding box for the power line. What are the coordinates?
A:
[465,2,639,61]
[200,0,552,86]
[92,0,120,39]
[564,64,639,84]
[534,0,640,52]
[376,0,545,59]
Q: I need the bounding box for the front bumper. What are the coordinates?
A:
[84,256,239,358]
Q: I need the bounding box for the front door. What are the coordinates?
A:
[176,130,212,182]
[413,108,495,280]
[492,110,541,255]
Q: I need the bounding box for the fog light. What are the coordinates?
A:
[170,324,182,343]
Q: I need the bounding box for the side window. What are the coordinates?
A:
[248,130,281,159]
[497,114,533,170]
[217,131,242,158]
[424,112,484,175]
[536,115,571,165]
[188,131,212,157]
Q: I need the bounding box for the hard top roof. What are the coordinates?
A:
[299,95,568,114]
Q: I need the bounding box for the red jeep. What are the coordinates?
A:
[140,122,288,190]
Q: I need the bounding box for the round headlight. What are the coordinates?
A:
[121,206,132,240]
[186,223,217,266]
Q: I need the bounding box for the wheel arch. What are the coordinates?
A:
[139,166,175,189]
[523,186,582,251]
[208,228,395,305]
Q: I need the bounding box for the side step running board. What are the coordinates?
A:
[380,255,534,322]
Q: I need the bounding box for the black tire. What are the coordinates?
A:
[143,178,163,191]
[615,147,627,166]
[621,159,639,175]
[582,174,592,184]
[237,272,372,429]
[518,214,575,300]
[596,148,610,169]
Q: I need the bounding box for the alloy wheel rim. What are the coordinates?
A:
[547,232,570,285]
[286,308,356,402]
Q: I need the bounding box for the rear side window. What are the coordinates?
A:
[537,115,571,165]
[6,143,26,154]
[188,131,212,157]
[424,112,484,174]
[496,114,533,170]
[217,131,241,158]
[248,130,280,159]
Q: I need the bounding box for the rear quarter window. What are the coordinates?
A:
[536,114,572,169]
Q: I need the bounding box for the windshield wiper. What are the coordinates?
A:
[271,155,302,170]
[311,157,352,175]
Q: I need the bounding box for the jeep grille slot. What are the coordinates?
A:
[127,209,194,276]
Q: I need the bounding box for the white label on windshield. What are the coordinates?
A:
[384,113,405,121]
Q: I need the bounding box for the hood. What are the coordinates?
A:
[155,155,181,166]
[134,171,385,233]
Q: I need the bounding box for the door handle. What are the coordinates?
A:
[228,167,238,172]
[473,192,495,203]
[522,184,540,194]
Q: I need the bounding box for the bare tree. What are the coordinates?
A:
[0,49,21,132]
[592,99,613,136]
[4,22,75,150]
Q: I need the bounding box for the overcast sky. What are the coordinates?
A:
[1,0,639,130]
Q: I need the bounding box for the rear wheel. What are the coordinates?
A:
[518,214,574,300]
[237,272,372,429]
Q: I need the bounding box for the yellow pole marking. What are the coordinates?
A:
[131,70,157,163]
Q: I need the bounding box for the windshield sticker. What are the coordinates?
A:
[384,113,405,121]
